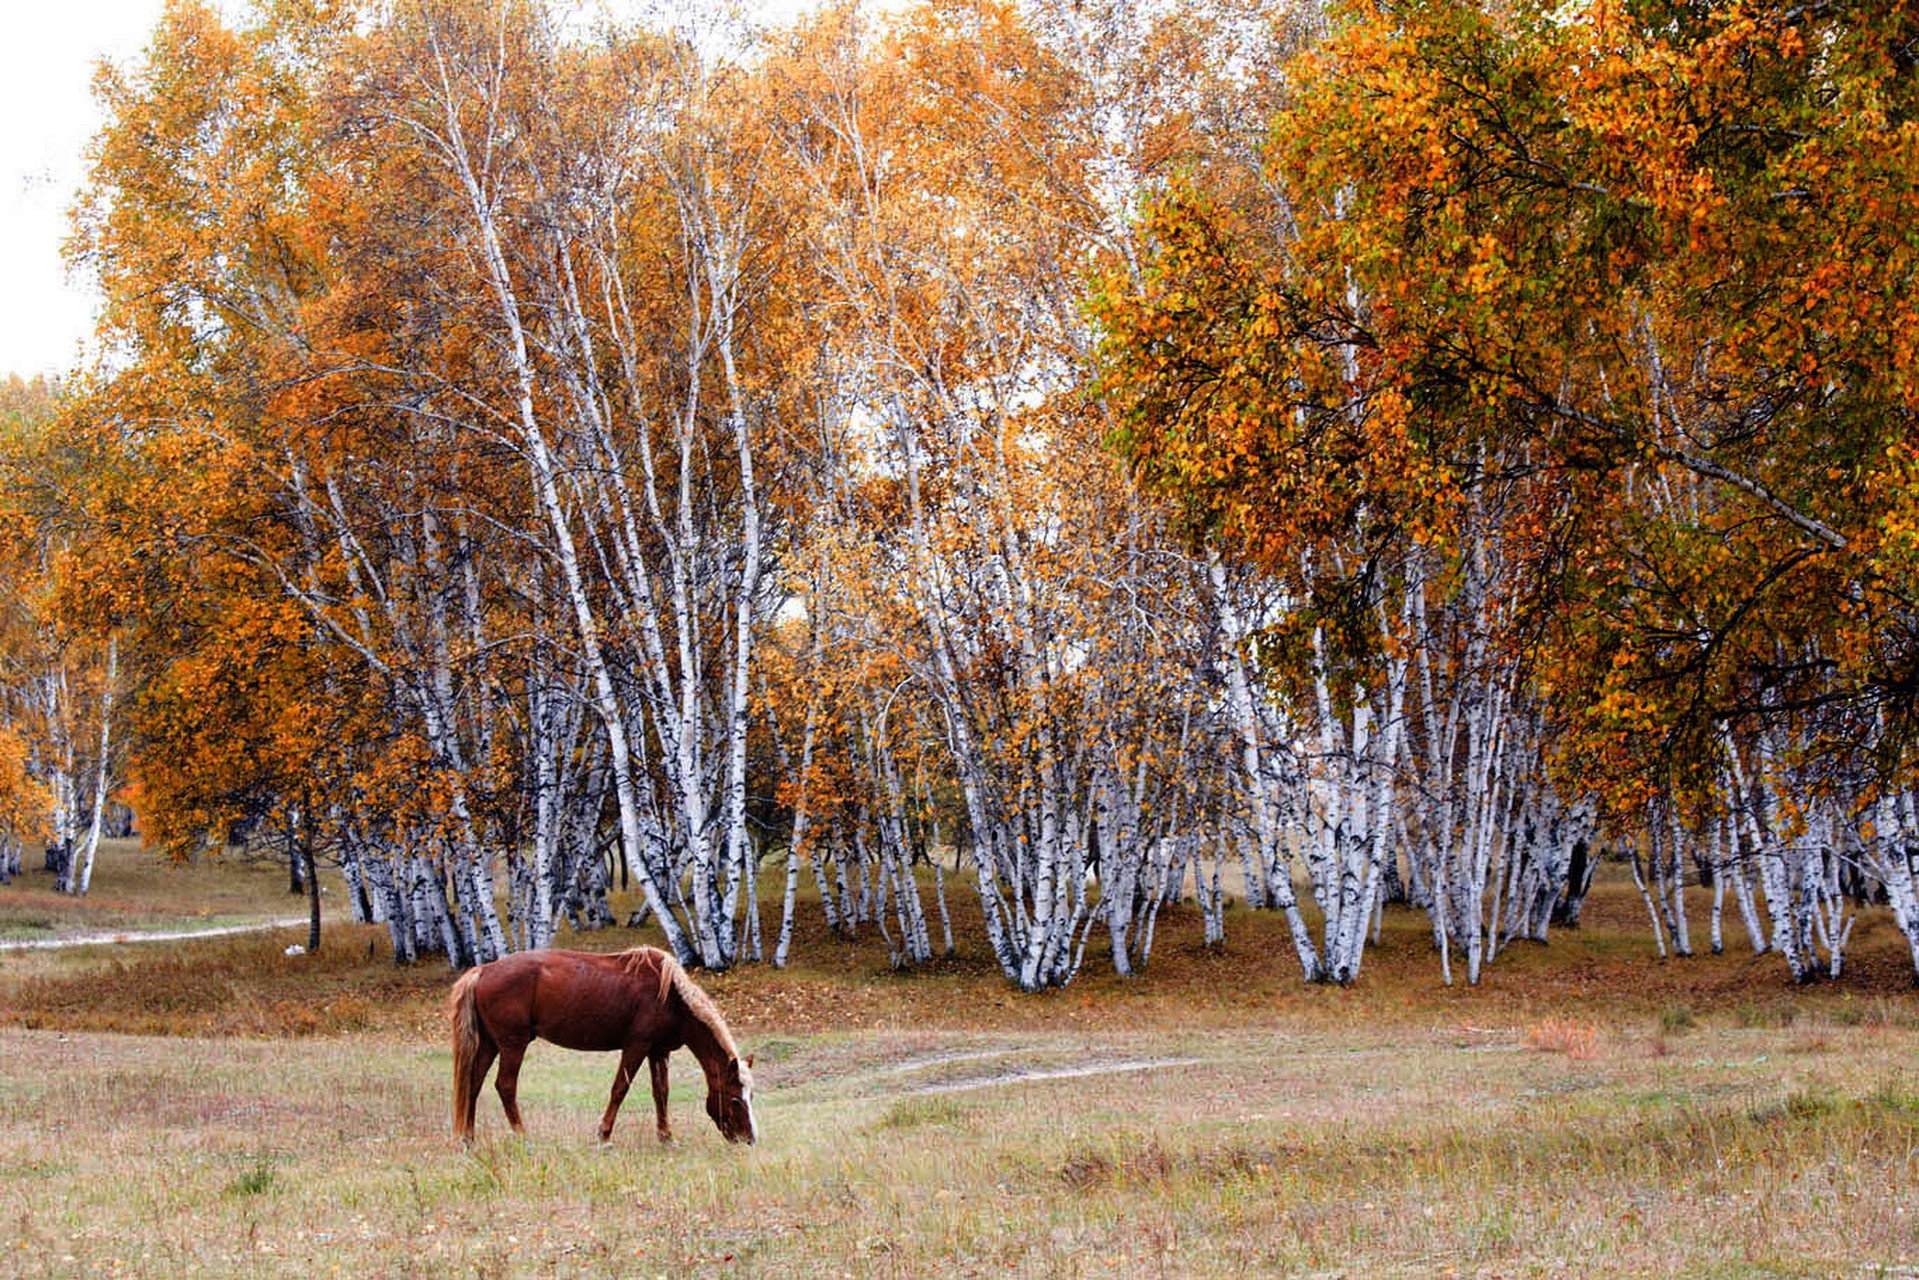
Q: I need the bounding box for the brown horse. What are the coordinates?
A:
[448,946,756,1146]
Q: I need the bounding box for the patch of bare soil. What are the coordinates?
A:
[0,917,308,951]
[905,1057,1205,1095]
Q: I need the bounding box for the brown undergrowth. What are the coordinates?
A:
[3,858,1917,1041]
[2,932,445,1037]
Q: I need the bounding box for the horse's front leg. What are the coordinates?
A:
[649,1052,672,1144]
[599,1046,645,1145]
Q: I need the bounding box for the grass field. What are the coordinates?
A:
[0,840,301,944]
[3,844,1919,1276]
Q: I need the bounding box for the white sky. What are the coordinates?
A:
[0,0,166,379]
[0,0,825,381]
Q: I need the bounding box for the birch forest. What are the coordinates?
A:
[2,0,1916,993]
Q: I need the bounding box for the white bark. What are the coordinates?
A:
[416,18,698,964]
[1208,555,1319,980]
[72,636,117,898]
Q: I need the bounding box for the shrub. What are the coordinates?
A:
[1525,1018,1599,1059]
[226,1155,275,1197]
[877,1095,967,1130]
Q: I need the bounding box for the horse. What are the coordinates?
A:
[448,946,756,1147]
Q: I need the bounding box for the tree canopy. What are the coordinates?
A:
[2,0,1916,987]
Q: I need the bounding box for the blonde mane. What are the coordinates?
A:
[618,946,740,1062]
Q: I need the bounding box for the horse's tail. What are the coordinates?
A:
[449,967,484,1140]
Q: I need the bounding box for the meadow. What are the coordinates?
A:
[3,843,1919,1277]
[0,841,300,947]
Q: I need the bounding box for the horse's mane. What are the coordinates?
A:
[618,946,740,1062]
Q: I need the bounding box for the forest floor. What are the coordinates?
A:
[2,843,1918,1276]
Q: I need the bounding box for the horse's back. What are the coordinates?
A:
[472,948,671,1053]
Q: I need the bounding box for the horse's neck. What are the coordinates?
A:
[679,1003,732,1084]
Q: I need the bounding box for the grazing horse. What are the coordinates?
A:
[448,946,756,1147]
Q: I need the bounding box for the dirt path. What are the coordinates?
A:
[0,916,310,952]
[903,1056,1205,1095]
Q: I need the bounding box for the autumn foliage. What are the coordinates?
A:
[1100,0,1919,981]
[1,0,1916,989]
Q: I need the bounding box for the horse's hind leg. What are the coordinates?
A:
[461,1036,498,1144]
[494,1038,530,1134]
[598,1046,645,1145]
[649,1052,672,1144]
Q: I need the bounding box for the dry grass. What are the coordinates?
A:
[4,858,1919,1039]
[0,838,300,942]
[0,930,442,1038]
[3,1020,1918,1276]
[1524,1017,1600,1059]
[3,853,1919,1274]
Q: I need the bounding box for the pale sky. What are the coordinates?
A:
[0,0,167,378]
[0,0,823,381]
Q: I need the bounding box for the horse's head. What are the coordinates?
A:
[707,1055,757,1145]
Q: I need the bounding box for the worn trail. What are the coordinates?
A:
[0,917,309,952]
[905,1057,1205,1095]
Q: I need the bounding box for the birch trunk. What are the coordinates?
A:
[72,635,117,898]
[418,30,696,964]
